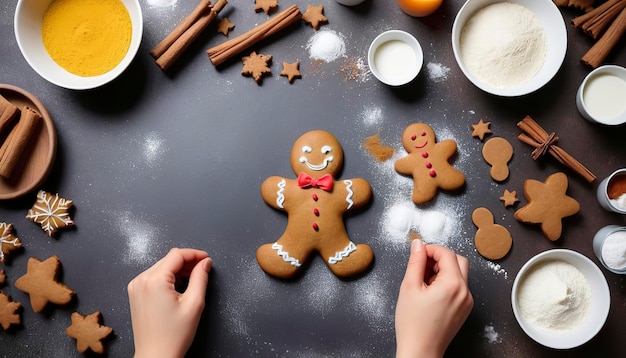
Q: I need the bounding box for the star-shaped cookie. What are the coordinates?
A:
[0,292,21,330]
[241,51,272,84]
[514,172,580,241]
[499,189,519,207]
[66,311,113,354]
[302,5,328,30]
[471,119,492,141]
[280,61,302,83]
[0,222,22,263]
[14,256,75,312]
[254,0,278,14]
[26,190,74,237]
[216,17,235,36]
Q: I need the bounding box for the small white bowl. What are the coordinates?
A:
[368,30,423,87]
[14,0,143,90]
[511,249,610,349]
[596,168,626,214]
[451,0,567,97]
[576,65,626,126]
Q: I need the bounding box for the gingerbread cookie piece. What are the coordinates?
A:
[0,222,22,263]
[482,137,513,182]
[241,51,272,84]
[216,17,235,36]
[515,172,580,241]
[280,61,302,83]
[394,123,466,204]
[0,270,5,287]
[471,119,492,141]
[302,5,328,30]
[0,292,21,330]
[26,190,74,237]
[254,0,278,14]
[66,311,113,354]
[14,256,75,312]
[499,189,519,207]
[472,207,512,260]
[258,130,374,279]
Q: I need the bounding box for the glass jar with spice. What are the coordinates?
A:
[597,168,626,214]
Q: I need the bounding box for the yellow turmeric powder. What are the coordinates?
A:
[42,0,132,77]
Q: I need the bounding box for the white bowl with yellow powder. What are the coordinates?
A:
[451,0,567,97]
[511,249,610,349]
[15,0,142,90]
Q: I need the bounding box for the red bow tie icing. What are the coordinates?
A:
[298,173,333,191]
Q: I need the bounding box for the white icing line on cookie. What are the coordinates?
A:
[299,155,333,171]
[272,242,301,267]
[344,179,354,210]
[328,242,357,264]
[276,179,286,208]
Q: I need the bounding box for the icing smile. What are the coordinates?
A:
[414,141,428,149]
[300,156,333,171]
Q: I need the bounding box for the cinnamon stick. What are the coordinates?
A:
[582,0,626,39]
[0,95,18,137]
[572,0,624,28]
[207,5,302,66]
[150,0,211,59]
[517,116,596,183]
[582,6,626,68]
[0,106,41,179]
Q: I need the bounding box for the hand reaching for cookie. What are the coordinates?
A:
[127,248,212,358]
[395,239,474,358]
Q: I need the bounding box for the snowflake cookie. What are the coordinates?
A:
[0,222,22,263]
[26,190,74,237]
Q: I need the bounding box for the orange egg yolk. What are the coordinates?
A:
[397,0,443,17]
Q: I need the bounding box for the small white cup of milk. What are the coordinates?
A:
[576,65,626,126]
[368,30,423,87]
[593,225,626,274]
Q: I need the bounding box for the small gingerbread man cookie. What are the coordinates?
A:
[257,130,374,279]
[395,123,466,204]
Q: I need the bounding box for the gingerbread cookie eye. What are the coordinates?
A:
[302,145,312,153]
[321,145,331,154]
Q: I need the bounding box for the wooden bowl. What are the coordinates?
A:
[0,84,56,199]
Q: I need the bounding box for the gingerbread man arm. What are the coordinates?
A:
[340,178,371,211]
[261,176,290,210]
[394,155,415,176]
[433,139,458,159]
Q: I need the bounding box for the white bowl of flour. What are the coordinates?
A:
[451,0,567,97]
[511,249,610,349]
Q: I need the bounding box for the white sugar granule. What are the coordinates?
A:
[360,105,383,127]
[146,0,177,7]
[517,260,591,332]
[426,62,450,83]
[143,131,167,168]
[460,2,546,88]
[307,30,346,63]
[487,261,508,279]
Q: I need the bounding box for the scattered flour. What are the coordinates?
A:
[146,0,178,8]
[426,62,450,83]
[306,30,346,63]
[112,210,162,265]
[360,105,383,127]
[487,261,508,279]
[483,324,502,343]
[143,131,167,169]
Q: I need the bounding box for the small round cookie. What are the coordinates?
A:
[482,137,513,182]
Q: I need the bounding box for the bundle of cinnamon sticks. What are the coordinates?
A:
[151,0,228,71]
[517,115,596,183]
[0,95,42,180]
[568,0,626,68]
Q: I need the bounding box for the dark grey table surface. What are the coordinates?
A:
[1,0,626,356]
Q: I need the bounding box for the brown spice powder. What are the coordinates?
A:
[363,133,395,162]
[607,173,626,199]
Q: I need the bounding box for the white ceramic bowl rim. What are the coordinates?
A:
[14,0,143,90]
[577,64,626,125]
[451,0,567,97]
[367,30,424,87]
[511,249,611,349]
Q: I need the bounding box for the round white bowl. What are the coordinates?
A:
[451,0,567,97]
[576,65,626,126]
[14,0,143,90]
[511,249,610,349]
[368,30,423,87]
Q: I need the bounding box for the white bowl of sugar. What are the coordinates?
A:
[511,249,610,349]
[368,30,423,87]
[451,0,567,97]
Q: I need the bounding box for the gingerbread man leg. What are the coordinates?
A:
[319,238,374,278]
[256,237,312,279]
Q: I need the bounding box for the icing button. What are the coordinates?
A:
[312,194,318,201]
[422,152,429,158]
[429,169,437,177]
[313,208,320,216]
[312,223,319,231]
[425,162,432,169]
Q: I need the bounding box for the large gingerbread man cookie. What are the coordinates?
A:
[257,130,374,279]
[395,123,466,204]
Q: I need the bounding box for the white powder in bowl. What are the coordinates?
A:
[602,230,626,269]
[459,2,546,89]
[516,260,591,332]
